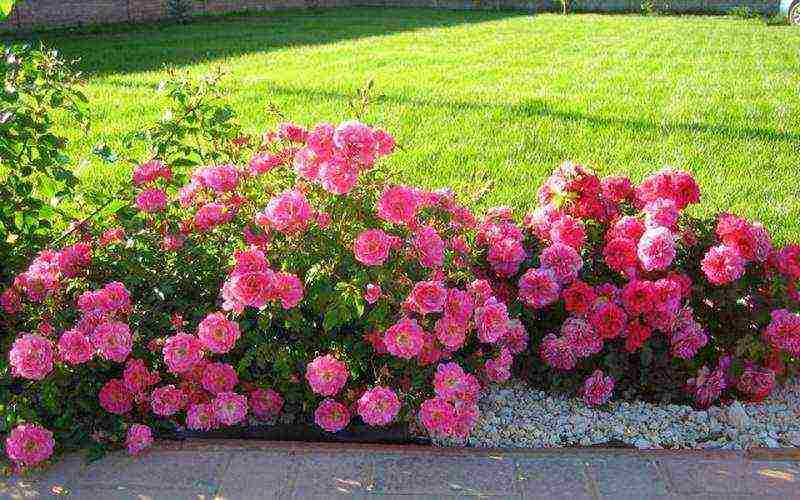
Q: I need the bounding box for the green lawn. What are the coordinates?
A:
[24,8,800,240]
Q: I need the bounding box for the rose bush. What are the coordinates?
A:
[2,80,799,470]
[469,163,798,406]
[1,113,535,468]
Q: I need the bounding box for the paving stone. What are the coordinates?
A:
[661,459,752,495]
[0,454,83,499]
[744,461,800,496]
[587,457,670,498]
[372,453,516,496]
[289,452,374,497]
[76,450,230,491]
[215,451,295,499]
[515,458,594,500]
[63,484,220,499]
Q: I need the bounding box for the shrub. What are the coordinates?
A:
[1,100,529,465]
[469,163,798,406]
[0,44,87,281]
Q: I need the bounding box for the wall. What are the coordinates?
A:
[0,0,777,32]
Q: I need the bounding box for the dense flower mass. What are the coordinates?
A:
[3,117,800,469]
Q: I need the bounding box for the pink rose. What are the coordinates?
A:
[354,229,392,266]
[126,424,153,455]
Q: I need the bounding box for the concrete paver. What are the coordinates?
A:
[0,441,798,499]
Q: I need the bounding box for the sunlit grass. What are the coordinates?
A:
[17,8,800,240]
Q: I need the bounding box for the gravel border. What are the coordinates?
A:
[434,378,800,450]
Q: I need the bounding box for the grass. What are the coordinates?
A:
[14,8,800,240]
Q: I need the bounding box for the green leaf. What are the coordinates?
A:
[0,0,15,20]
[92,144,118,163]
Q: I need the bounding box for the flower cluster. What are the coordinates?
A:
[3,121,800,470]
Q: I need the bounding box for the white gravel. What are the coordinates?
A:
[435,378,800,450]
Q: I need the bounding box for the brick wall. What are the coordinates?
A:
[0,0,777,32]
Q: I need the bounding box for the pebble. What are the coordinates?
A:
[433,378,800,450]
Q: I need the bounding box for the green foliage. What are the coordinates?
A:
[119,68,243,169]
[0,44,87,281]
[0,0,15,21]
[640,0,660,16]
[729,5,758,19]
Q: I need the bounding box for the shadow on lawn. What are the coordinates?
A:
[262,83,800,145]
[28,8,528,76]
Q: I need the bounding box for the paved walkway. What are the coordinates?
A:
[2,441,799,499]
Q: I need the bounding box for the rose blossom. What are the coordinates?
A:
[518,268,560,309]
[763,309,800,356]
[213,392,248,426]
[1,287,22,314]
[364,283,382,304]
[123,358,160,395]
[263,190,312,235]
[484,348,513,382]
[201,362,239,395]
[133,160,171,186]
[194,202,231,231]
[408,280,447,314]
[99,379,133,414]
[357,387,401,426]
[562,281,597,316]
[474,297,509,343]
[186,403,217,431]
[249,388,284,419]
[377,185,419,225]
[540,242,583,284]
[418,397,455,436]
[334,120,377,166]
[581,370,614,406]
[487,237,526,277]
[151,385,187,416]
[701,244,745,285]
[91,321,133,363]
[57,329,94,365]
[306,354,349,396]
[589,301,627,340]
[9,333,54,380]
[274,272,304,309]
[126,424,153,455]
[163,333,204,374]
[434,316,468,351]
[539,333,577,371]
[353,229,392,266]
[562,316,603,357]
[5,424,54,465]
[314,399,351,432]
[197,312,240,354]
[413,226,445,268]
[135,188,168,213]
[637,227,676,272]
[384,317,425,359]
[319,155,359,195]
[502,319,529,354]
[433,362,467,399]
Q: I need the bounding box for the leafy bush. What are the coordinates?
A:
[0,44,87,281]
[729,5,758,19]
[640,0,660,16]
[470,163,798,406]
[2,74,800,469]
